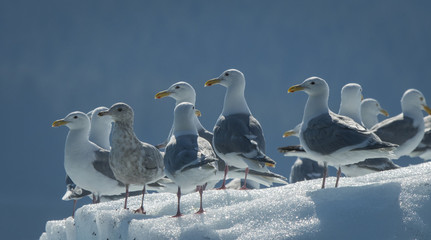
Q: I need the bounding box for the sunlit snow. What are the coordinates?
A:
[41,162,431,240]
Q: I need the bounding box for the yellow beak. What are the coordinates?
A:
[52,119,69,127]
[423,104,431,115]
[205,78,221,87]
[195,109,202,117]
[282,130,297,138]
[380,108,389,117]
[361,94,364,101]
[155,90,172,99]
[288,84,305,93]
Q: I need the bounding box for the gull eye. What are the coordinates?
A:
[73,116,78,119]
[175,85,180,89]
[225,72,229,76]
[118,108,122,112]
[420,97,424,101]
[311,81,315,85]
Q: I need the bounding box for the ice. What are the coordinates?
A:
[41,162,431,239]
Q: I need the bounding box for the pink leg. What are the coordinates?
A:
[195,184,205,214]
[172,186,183,217]
[335,166,341,188]
[321,162,328,189]
[217,165,229,190]
[134,185,146,214]
[240,168,250,190]
[72,200,77,218]
[124,184,129,210]
[92,194,100,204]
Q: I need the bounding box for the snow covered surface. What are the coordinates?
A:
[40,162,431,240]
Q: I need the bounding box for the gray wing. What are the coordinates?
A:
[198,127,229,172]
[164,135,200,175]
[411,116,431,154]
[303,113,393,155]
[213,114,274,166]
[141,142,164,170]
[92,149,124,186]
[64,175,92,200]
[290,158,324,184]
[345,158,399,171]
[198,128,214,144]
[412,130,431,153]
[372,114,418,145]
[278,145,305,153]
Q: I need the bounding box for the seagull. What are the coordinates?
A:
[279,124,325,184]
[289,157,325,184]
[62,175,92,218]
[280,84,396,184]
[98,102,165,214]
[338,83,364,125]
[287,77,397,188]
[360,98,389,129]
[164,102,218,217]
[205,69,287,189]
[336,85,399,177]
[88,106,112,150]
[155,81,212,148]
[371,89,431,158]
[410,116,431,160]
[52,111,131,203]
[155,81,284,189]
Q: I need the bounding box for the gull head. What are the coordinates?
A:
[361,98,389,117]
[401,89,431,115]
[52,111,90,130]
[155,81,196,104]
[173,102,197,133]
[205,69,245,88]
[90,106,113,125]
[288,77,329,96]
[98,102,134,123]
[341,83,363,103]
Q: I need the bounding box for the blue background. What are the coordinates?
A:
[1,1,431,239]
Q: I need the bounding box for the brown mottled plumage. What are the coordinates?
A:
[99,102,164,213]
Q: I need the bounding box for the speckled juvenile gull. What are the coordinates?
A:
[337,84,399,178]
[205,69,287,189]
[164,102,218,216]
[410,116,431,160]
[52,111,130,202]
[98,102,165,214]
[371,89,431,158]
[288,77,397,188]
[360,98,389,129]
[155,81,284,188]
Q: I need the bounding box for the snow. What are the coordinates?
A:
[40,162,431,240]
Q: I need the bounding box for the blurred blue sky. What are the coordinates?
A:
[1,1,431,239]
